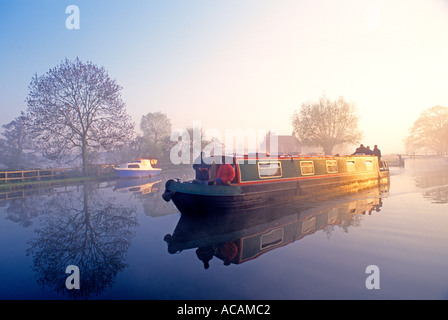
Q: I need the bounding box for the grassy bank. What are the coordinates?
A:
[0,164,192,193]
[0,172,117,192]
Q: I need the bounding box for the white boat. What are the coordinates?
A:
[114,159,161,179]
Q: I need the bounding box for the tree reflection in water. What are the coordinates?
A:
[4,195,44,228]
[26,182,138,299]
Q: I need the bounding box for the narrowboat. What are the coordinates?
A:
[114,158,161,179]
[162,154,389,215]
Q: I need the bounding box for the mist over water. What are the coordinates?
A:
[0,157,447,299]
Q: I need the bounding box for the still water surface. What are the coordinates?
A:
[0,158,447,300]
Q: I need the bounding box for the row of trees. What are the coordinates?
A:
[1,57,445,171]
[404,106,448,155]
[0,68,371,171]
[290,95,448,156]
[0,58,176,171]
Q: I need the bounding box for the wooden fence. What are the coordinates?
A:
[0,165,116,184]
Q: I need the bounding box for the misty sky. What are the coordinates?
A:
[1,0,448,154]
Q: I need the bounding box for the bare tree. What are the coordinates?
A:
[405,106,448,155]
[0,111,37,169]
[26,57,135,171]
[291,93,362,155]
[140,111,172,157]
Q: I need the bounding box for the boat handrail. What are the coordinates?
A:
[232,154,378,161]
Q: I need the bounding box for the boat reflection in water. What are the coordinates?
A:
[113,177,162,196]
[164,186,387,269]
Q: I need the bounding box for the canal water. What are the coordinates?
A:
[0,158,447,300]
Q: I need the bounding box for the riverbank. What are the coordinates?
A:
[0,173,117,193]
[0,164,193,193]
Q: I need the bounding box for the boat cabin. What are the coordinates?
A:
[210,154,385,185]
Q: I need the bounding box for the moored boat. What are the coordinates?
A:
[162,154,389,215]
[114,158,161,179]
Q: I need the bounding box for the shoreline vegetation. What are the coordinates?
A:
[0,154,444,193]
[0,164,190,192]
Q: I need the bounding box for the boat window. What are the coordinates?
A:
[365,160,373,171]
[346,160,356,172]
[326,160,338,173]
[328,210,338,224]
[127,164,140,169]
[260,228,284,250]
[300,161,314,175]
[258,161,282,178]
[302,217,316,234]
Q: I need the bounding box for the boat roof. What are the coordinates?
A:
[205,153,372,160]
